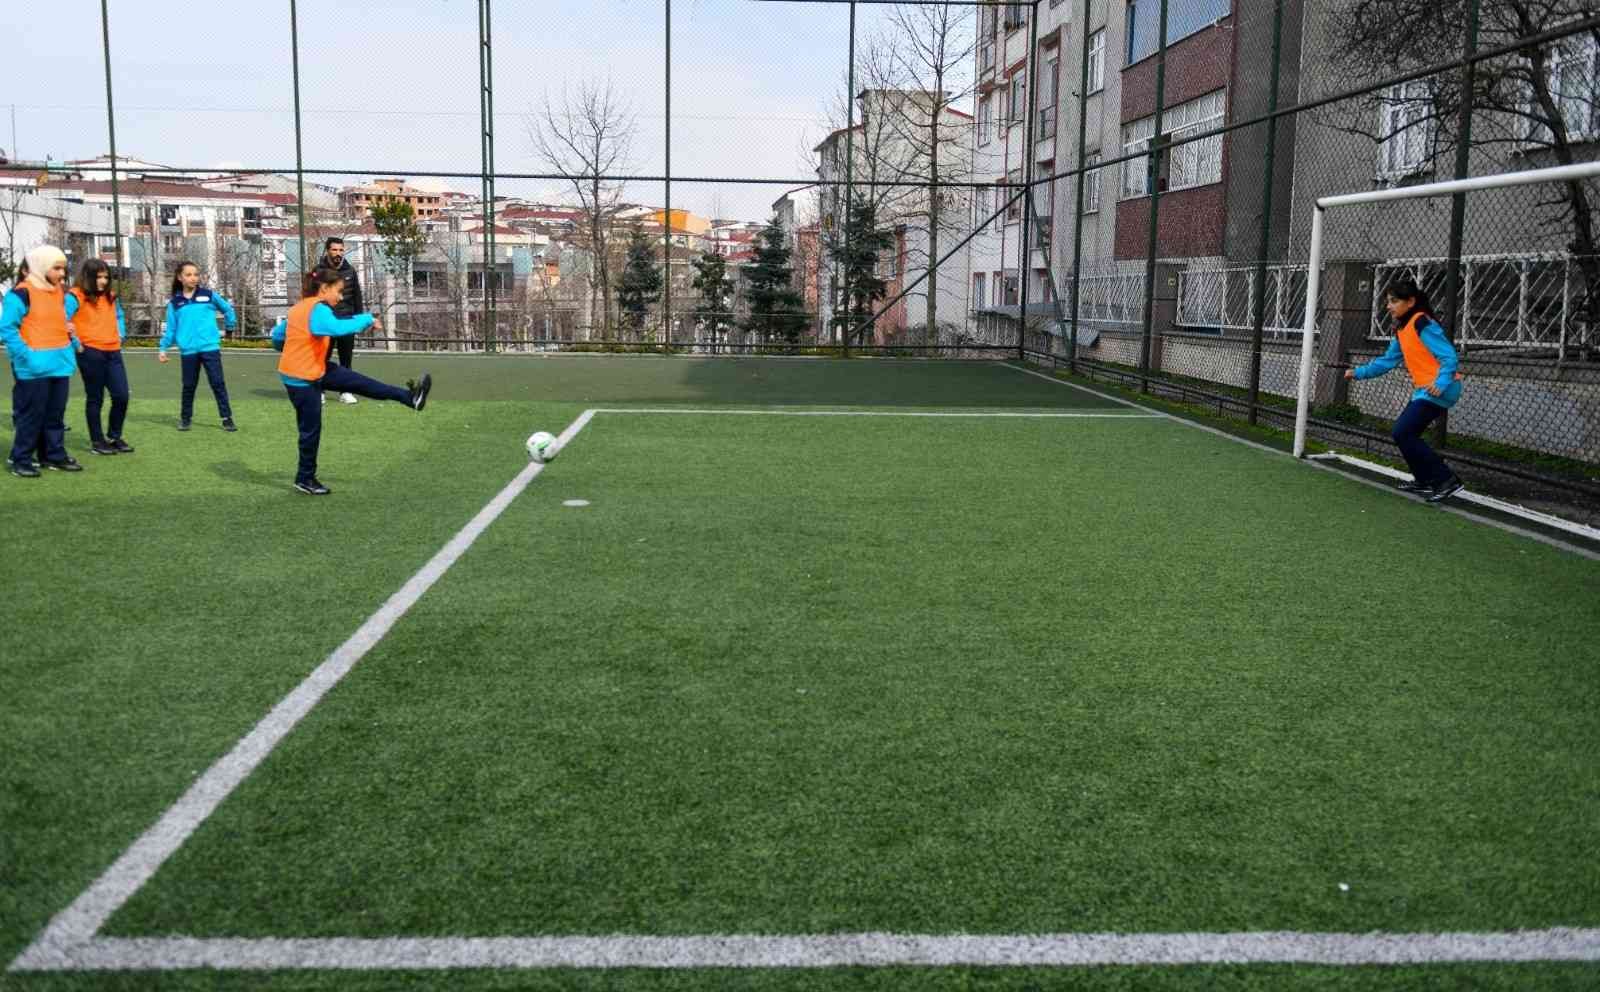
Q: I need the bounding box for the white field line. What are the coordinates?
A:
[11,401,1595,974]
[14,930,1600,971]
[590,408,1158,418]
[1003,362,1600,560]
[9,410,599,973]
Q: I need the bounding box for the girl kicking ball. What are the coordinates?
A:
[273,269,432,495]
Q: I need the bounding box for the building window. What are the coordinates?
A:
[1039,54,1060,140]
[1120,89,1226,199]
[1004,3,1027,32]
[1520,35,1599,146]
[1009,75,1027,126]
[1084,150,1102,212]
[1006,170,1024,220]
[980,4,997,73]
[1003,274,1019,305]
[978,95,993,146]
[1377,80,1436,181]
[413,269,447,297]
[1126,0,1229,65]
[1088,29,1106,94]
[975,186,992,227]
[974,272,987,308]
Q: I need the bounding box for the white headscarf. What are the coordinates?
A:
[24,245,67,292]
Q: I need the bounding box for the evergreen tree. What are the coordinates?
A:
[826,195,894,346]
[616,225,662,337]
[742,216,807,344]
[690,249,734,346]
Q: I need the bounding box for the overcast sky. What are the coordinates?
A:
[5,0,954,222]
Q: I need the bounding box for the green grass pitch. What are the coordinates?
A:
[2,353,1596,990]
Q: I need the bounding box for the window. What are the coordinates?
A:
[975,186,992,226]
[1376,81,1436,180]
[1088,30,1106,94]
[159,205,179,227]
[980,6,997,74]
[1009,75,1027,126]
[1121,89,1226,199]
[1520,35,1599,146]
[1003,274,1019,305]
[413,269,447,297]
[978,96,993,146]
[1083,151,1102,212]
[1039,55,1060,140]
[973,272,986,308]
[242,207,261,227]
[1006,170,1023,220]
[1126,0,1229,65]
[1004,3,1027,32]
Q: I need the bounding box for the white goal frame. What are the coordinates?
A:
[1293,160,1600,457]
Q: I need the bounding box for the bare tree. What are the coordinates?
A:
[528,80,638,340]
[868,5,978,342]
[1324,1,1600,335]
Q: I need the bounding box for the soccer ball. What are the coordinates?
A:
[526,431,558,463]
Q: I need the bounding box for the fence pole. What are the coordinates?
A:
[664,0,672,352]
[1067,0,1092,376]
[289,0,307,297]
[1436,0,1480,448]
[1246,0,1285,425]
[98,0,122,278]
[1137,0,1170,393]
[479,0,497,353]
[1017,1,1041,362]
[843,0,856,357]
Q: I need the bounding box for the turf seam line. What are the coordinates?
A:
[7,409,600,974]
[1002,362,1600,561]
[14,930,1600,971]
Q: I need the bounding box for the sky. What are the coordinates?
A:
[4,0,957,223]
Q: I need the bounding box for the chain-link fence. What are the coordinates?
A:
[2,0,1598,506]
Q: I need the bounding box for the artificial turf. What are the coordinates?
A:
[3,353,1596,991]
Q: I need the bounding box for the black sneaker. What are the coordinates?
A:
[178,420,192,432]
[1397,478,1431,493]
[221,418,238,433]
[9,460,39,478]
[90,440,118,456]
[110,438,135,453]
[294,479,332,496]
[407,373,433,412]
[42,457,84,472]
[1426,476,1465,503]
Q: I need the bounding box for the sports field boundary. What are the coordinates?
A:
[12,403,1598,974]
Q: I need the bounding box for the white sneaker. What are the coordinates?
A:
[320,393,326,406]
[339,392,358,405]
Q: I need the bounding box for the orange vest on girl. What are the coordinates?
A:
[18,284,70,350]
[68,288,122,350]
[277,298,330,382]
[1395,312,1462,390]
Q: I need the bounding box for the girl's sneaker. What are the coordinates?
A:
[1426,476,1465,503]
[110,438,135,453]
[294,478,332,496]
[222,418,238,432]
[90,440,118,456]
[42,457,84,472]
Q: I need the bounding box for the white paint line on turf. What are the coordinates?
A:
[8,409,600,974]
[591,408,1159,418]
[15,929,1600,971]
[1002,361,1600,561]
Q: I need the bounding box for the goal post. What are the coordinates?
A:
[1293,159,1600,458]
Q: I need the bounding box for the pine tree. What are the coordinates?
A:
[616,225,662,338]
[826,195,894,347]
[690,249,734,346]
[742,217,808,345]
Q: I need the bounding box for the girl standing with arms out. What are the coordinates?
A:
[3,246,82,477]
[158,261,237,432]
[1345,279,1465,503]
[66,259,133,455]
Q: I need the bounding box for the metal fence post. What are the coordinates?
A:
[1246,0,1285,424]
[664,0,673,352]
[1436,0,1480,448]
[289,0,306,298]
[1066,0,1093,377]
[479,0,497,353]
[1137,0,1169,393]
[1017,1,1041,362]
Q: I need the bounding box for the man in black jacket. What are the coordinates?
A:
[320,237,364,404]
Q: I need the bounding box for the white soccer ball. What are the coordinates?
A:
[526,431,558,463]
